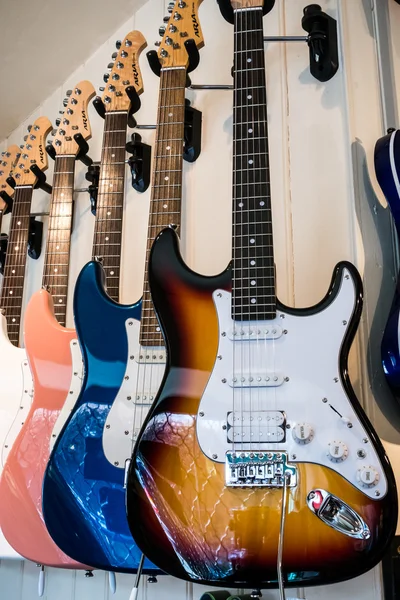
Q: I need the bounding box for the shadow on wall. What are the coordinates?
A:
[351,138,400,441]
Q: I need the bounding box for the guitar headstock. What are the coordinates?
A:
[13,117,53,186]
[0,145,20,197]
[52,81,96,155]
[157,0,204,68]
[101,31,147,111]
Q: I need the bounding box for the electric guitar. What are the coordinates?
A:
[42,32,159,573]
[126,0,397,588]
[0,123,51,560]
[0,145,20,238]
[375,128,400,398]
[0,85,95,567]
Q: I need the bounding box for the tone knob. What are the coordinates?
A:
[357,466,379,488]
[292,422,314,445]
[327,441,348,463]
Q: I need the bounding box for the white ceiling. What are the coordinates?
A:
[0,0,147,141]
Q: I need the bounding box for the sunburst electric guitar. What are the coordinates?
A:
[126,0,397,588]
[42,32,159,573]
[0,84,95,568]
[0,125,51,560]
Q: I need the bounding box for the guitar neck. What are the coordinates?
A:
[93,111,129,303]
[0,186,34,346]
[139,67,186,347]
[42,155,76,327]
[232,8,275,321]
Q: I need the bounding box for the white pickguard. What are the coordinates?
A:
[0,313,33,559]
[49,339,84,451]
[103,318,166,467]
[197,268,388,500]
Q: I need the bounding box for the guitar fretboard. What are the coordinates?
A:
[0,186,34,346]
[93,112,128,302]
[139,68,186,346]
[42,155,76,326]
[232,8,275,321]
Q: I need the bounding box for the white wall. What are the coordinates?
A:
[0,0,399,599]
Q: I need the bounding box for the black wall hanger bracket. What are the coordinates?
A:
[30,164,53,194]
[147,38,200,88]
[0,233,7,274]
[46,137,93,167]
[126,133,151,194]
[93,85,141,129]
[301,4,338,82]
[28,217,43,260]
[0,190,13,214]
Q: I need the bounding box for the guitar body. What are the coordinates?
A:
[0,315,32,560]
[43,260,159,573]
[126,227,397,588]
[375,129,400,398]
[0,289,85,567]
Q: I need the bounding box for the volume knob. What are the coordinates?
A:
[357,466,379,488]
[292,423,314,445]
[327,441,348,463]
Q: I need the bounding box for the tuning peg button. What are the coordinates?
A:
[55,118,61,126]
[168,1,174,12]
[107,63,114,69]
[159,25,166,36]
[115,40,121,49]
[66,90,72,96]
[27,124,32,132]
[103,73,110,83]
[163,16,170,22]
[63,98,69,107]
[23,135,28,142]
[112,52,118,59]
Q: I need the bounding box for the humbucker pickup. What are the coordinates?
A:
[226,410,286,443]
[225,451,297,488]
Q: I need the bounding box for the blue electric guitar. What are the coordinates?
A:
[375,128,400,398]
[43,4,204,572]
[42,31,159,573]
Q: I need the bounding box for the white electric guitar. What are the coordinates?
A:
[0,117,52,559]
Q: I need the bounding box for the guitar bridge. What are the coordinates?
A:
[225,451,297,488]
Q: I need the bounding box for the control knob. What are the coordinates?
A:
[327,441,348,463]
[356,466,379,488]
[292,422,314,445]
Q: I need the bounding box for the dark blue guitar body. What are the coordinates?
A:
[375,129,400,396]
[42,261,160,573]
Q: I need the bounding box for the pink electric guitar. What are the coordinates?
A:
[0,82,95,567]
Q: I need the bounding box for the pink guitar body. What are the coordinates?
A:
[0,289,87,568]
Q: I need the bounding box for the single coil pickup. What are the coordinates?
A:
[227,410,285,426]
[134,351,166,364]
[225,451,297,487]
[227,427,285,443]
[228,324,282,341]
[228,373,284,387]
[132,393,156,406]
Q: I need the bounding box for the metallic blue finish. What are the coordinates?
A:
[376,130,400,400]
[42,260,160,573]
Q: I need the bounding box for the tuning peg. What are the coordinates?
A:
[163,15,170,22]
[66,89,72,96]
[103,73,110,83]
[55,118,61,126]
[107,62,114,69]
[159,25,166,36]
[111,52,118,59]
[99,86,105,92]
[168,1,175,12]
[63,98,69,107]
[19,145,24,149]
[51,129,57,136]
[23,135,28,142]
[116,40,121,49]
[154,41,161,47]
[27,124,32,132]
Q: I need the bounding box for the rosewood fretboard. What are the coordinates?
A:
[92,111,129,303]
[42,155,76,327]
[232,8,275,321]
[0,186,34,346]
[139,68,186,346]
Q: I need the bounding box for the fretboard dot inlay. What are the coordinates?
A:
[166,146,171,150]
[105,237,109,241]
[54,268,58,272]
[248,128,253,133]
[260,201,265,206]
[111,153,115,158]
[165,176,169,181]
[9,291,12,295]
[12,318,15,322]
[11,269,15,274]
[239,202,243,207]
[15,247,19,251]
[251,280,256,285]
[250,238,255,244]
[251,298,256,304]
[247,95,252,99]
[56,245,60,249]
[110,271,114,275]
[249,159,253,164]
[156,326,160,332]
[250,260,256,266]
[247,58,252,62]
[58,299,62,303]
[17,221,21,226]
[163,204,168,208]
[169,112,173,117]
[107,211,111,216]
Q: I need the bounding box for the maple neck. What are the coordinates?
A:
[232,8,275,322]
[140,67,186,347]
[0,186,34,346]
[93,111,128,303]
[42,155,76,327]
